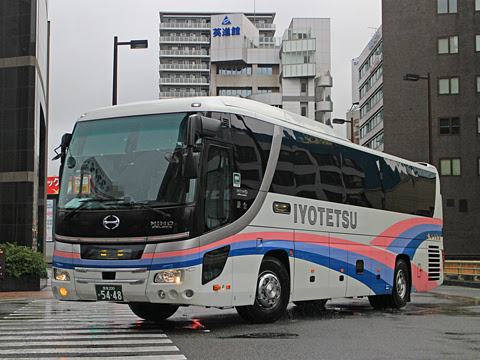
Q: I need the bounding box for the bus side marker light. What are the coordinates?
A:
[59,287,68,297]
[289,250,293,256]
[377,269,381,272]
[226,285,231,290]
[340,269,344,273]
[213,285,221,291]
[311,269,315,273]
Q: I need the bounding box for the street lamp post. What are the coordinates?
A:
[112,36,149,106]
[403,73,432,164]
[332,118,355,143]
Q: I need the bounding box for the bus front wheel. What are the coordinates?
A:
[236,256,290,323]
[128,302,179,322]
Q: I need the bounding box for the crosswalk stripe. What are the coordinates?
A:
[0,345,180,354]
[0,339,173,347]
[0,299,188,359]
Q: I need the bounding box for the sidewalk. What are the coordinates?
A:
[0,268,54,301]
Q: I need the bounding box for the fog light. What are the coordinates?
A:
[154,269,184,284]
[54,268,70,281]
[59,287,68,296]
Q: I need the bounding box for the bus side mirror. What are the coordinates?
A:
[184,115,221,179]
[186,115,221,147]
[52,133,72,161]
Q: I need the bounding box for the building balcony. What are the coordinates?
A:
[160,50,209,57]
[160,22,210,30]
[282,63,316,78]
[159,63,209,72]
[159,77,209,85]
[315,73,333,87]
[316,99,333,112]
[159,91,208,98]
[254,23,276,30]
[159,36,210,44]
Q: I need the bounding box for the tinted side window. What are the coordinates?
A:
[231,115,273,219]
[294,132,344,203]
[341,146,383,209]
[381,159,435,217]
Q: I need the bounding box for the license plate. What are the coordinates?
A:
[95,285,124,301]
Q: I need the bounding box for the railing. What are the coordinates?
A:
[160,22,210,29]
[160,36,209,43]
[159,91,208,98]
[160,50,209,56]
[159,78,208,84]
[159,64,209,71]
[445,260,480,282]
[254,23,276,30]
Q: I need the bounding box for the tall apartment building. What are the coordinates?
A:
[352,27,384,151]
[158,12,333,123]
[382,0,480,257]
[0,0,49,251]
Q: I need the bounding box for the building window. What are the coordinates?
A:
[477,75,480,93]
[437,0,457,13]
[300,79,307,94]
[438,36,458,54]
[459,199,468,213]
[478,158,480,176]
[300,102,308,117]
[476,35,480,52]
[439,117,460,134]
[477,116,480,134]
[440,158,461,176]
[477,0,480,11]
[257,66,273,75]
[438,77,459,94]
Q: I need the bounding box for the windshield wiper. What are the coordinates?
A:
[63,198,127,220]
[118,201,171,219]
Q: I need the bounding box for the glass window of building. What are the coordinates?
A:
[477,116,480,134]
[438,36,458,54]
[440,158,461,176]
[438,77,459,94]
[477,0,480,11]
[437,0,457,13]
[477,75,480,92]
[476,35,480,52]
[439,117,460,134]
[300,102,308,117]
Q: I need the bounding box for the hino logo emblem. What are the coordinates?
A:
[103,215,120,230]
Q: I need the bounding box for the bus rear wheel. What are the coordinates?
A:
[236,256,290,323]
[390,258,410,309]
[128,302,179,322]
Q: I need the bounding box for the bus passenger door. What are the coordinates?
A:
[199,142,233,306]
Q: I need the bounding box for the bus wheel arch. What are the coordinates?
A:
[235,254,290,323]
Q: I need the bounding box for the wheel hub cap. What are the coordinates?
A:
[396,270,407,298]
[257,273,281,308]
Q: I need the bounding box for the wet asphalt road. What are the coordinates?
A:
[0,285,479,360]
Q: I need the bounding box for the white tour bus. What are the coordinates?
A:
[52,96,444,323]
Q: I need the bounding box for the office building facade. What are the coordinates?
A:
[352,27,384,151]
[0,0,49,251]
[159,12,333,123]
[382,0,480,257]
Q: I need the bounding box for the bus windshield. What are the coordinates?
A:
[57,112,196,210]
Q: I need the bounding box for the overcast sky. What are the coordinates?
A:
[47,0,382,176]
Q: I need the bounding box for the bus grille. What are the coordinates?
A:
[428,245,441,281]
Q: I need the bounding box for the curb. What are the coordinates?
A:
[443,280,480,289]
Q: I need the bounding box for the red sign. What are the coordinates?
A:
[47,177,59,195]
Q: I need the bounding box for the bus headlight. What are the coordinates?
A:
[54,268,71,281]
[154,269,184,284]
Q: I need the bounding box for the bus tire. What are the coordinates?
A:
[128,302,179,322]
[390,258,410,309]
[368,295,390,309]
[235,256,290,323]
